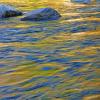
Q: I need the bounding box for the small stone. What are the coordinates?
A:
[21,7,61,21]
[71,0,91,4]
[0,4,23,18]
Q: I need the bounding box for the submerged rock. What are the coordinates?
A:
[21,7,61,21]
[0,4,23,18]
[71,0,91,4]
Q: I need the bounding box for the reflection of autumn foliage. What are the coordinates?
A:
[0,0,98,13]
[38,1,65,12]
[0,0,66,12]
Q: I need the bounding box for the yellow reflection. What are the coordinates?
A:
[83,95,100,100]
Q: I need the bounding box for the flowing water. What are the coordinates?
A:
[0,1,100,100]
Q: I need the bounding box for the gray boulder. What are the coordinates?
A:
[21,7,61,21]
[0,4,23,18]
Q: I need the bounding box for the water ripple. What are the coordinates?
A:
[0,1,100,100]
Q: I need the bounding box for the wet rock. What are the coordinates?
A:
[21,7,61,21]
[71,0,91,4]
[0,4,23,18]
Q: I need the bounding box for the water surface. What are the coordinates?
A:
[0,1,100,100]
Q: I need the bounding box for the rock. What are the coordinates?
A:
[0,4,23,18]
[21,7,61,21]
[71,0,91,4]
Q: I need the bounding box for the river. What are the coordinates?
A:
[0,1,100,100]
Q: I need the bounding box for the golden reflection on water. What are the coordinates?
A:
[0,0,100,100]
